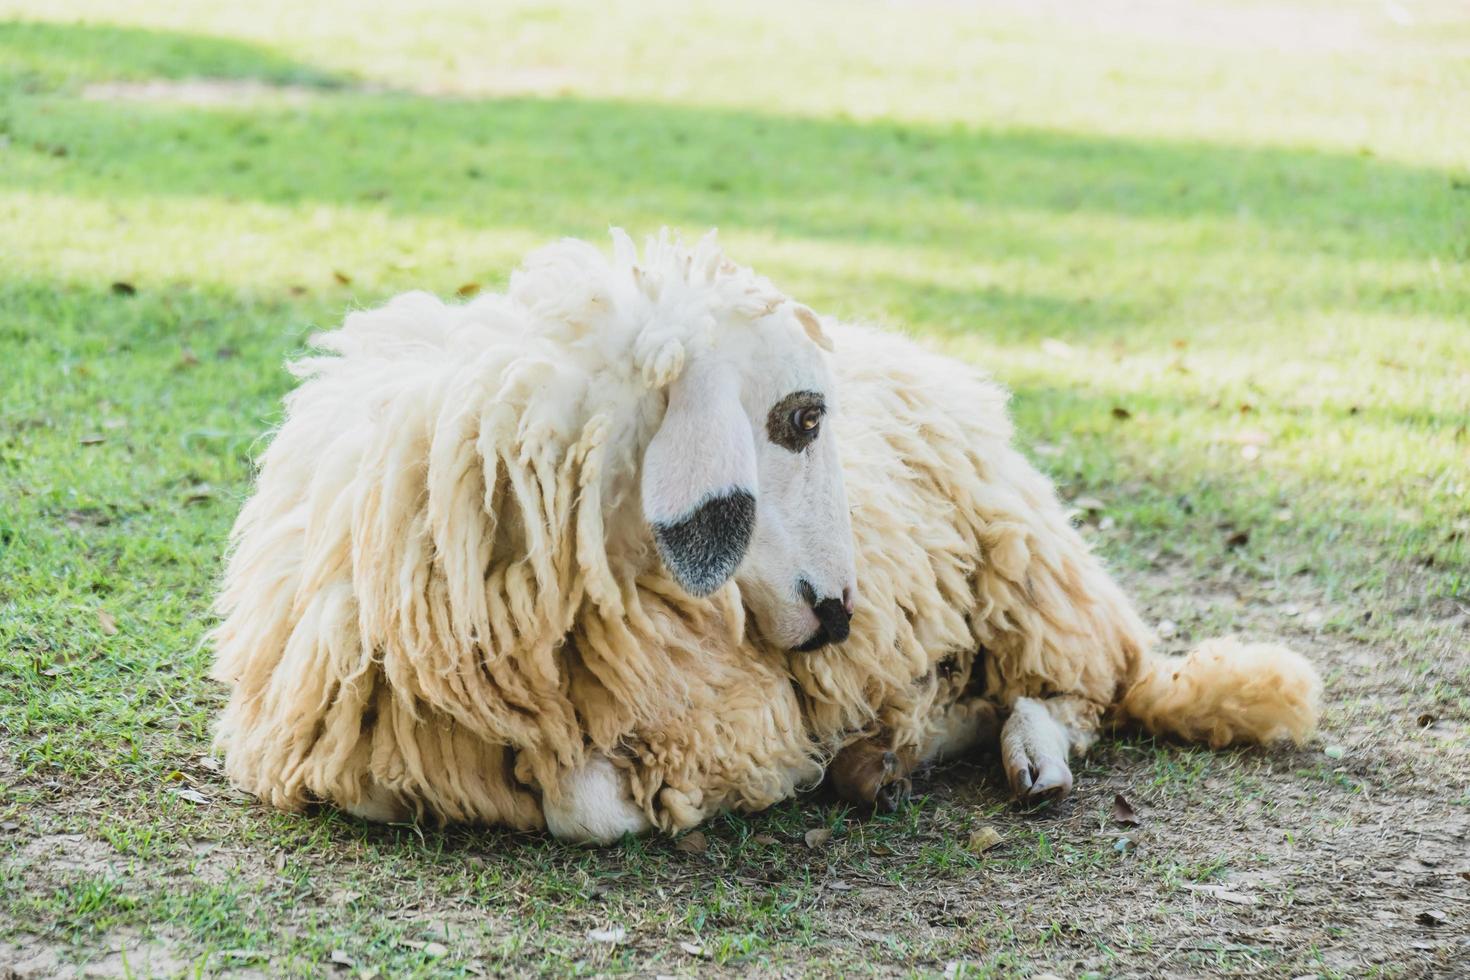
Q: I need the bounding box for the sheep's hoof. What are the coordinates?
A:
[1006,753,1072,805]
[830,740,915,813]
[874,772,912,813]
[1000,699,1074,805]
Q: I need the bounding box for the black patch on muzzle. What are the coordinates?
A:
[651,490,757,597]
[794,629,832,652]
[795,597,851,651]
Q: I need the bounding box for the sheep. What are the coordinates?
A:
[211,231,1322,842]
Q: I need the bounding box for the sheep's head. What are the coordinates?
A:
[640,297,857,652]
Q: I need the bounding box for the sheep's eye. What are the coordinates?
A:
[766,391,826,452]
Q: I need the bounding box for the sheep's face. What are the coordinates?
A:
[641,305,858,652]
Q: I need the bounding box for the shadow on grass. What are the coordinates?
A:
[2,23,1466,275]
[0,20,346,92]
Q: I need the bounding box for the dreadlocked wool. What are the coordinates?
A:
[213,232,1321,836]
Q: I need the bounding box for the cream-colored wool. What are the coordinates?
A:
[807,323,1323,764]
[213,232,1322,836]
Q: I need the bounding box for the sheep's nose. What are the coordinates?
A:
[810,597,851,645]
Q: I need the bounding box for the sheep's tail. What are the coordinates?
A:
[1118,637,1322,748]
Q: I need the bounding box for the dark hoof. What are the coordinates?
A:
[874,774,912,813]
[830,741,917,813]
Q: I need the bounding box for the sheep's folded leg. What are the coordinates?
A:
[919,695,1004,766]
[542,753,652,845]
[832,696,1006,812]
[830,739,916,813]
[343,779,410,824]
[1000,695,1101,803]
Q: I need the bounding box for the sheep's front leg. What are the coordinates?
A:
[343,779,410,824]
[542,753,652,844]
[1000,695,1101,803]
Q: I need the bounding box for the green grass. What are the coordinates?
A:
[2,0,1468,975]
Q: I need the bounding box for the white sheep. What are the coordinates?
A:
[212,231,1321,842]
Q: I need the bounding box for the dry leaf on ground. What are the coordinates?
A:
[967,826,1002,854]
[1111,794,1142,827]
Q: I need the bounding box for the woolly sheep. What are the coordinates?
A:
[212,231,1322,842]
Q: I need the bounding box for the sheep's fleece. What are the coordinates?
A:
[212,231,1322,840]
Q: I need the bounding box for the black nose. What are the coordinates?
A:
[812,597,851,643]
[797,597,851,652]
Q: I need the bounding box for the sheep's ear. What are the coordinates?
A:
[641,361,757,597]
[793,305,833,352]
